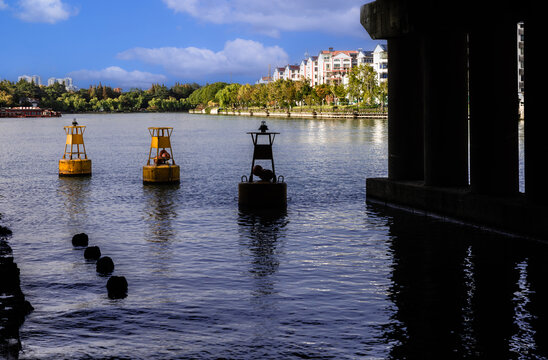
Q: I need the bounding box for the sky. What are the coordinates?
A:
[0,0,380,89]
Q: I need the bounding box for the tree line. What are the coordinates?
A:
[0,64,387,113]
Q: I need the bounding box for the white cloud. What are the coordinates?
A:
[69,66,167,89]
[117,38,289,79]
[0,0,8,10]
[162,0,366,37]
[15,0,75,23]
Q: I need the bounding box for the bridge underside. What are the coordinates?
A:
[361,1,547,239]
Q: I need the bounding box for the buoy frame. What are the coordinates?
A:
[143,127,180,184]
[59,121,91,176]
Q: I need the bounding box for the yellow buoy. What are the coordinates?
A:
[143,127,180,184]
[59,119,91,176]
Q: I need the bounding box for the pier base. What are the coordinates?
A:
[59,159,92,176]
[366,178,548,239]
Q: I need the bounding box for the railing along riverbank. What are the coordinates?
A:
[189,108,388,119]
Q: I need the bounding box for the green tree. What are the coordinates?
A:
[281,79,296,108]
[376,80,388,111]
[148,84,170,100]
[0,90,14,107]
[14,79,42,104]
[237,84,253,108]
[251,84,269,107]
[41,82,66,109]
[314,84,330,106]
[266,80,284,108]
[332,84,347,105]
[170,82,200,100]
[348,64,378,106]
[188,82,228,107]
[215,83,241,108]
[294,80,312,107]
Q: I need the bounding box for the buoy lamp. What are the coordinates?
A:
[143,127,180,184]
[238,121,287,208]
[59,119,92,176]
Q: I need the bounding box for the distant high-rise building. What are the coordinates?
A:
[48,77,77,91]
[18,74,42,86]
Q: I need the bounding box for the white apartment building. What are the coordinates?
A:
[265,44,388,88]
[372,44,388,84]
[18,74,42,86]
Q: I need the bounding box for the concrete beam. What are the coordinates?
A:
[360,0,411,39]
[366,178,548,239]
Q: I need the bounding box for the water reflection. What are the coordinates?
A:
[237,208,288,295]
[143,184,179,242]
[57,177,91,233]
[510,260,537,359]
[368,203,548,359]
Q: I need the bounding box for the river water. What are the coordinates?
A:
[0,113,546,359]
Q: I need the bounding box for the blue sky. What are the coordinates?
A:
[0,0,379,89]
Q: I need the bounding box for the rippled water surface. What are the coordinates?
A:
[1,114,547,359]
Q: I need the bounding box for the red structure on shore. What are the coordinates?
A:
[0,107,61,118]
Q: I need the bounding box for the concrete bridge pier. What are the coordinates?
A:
[469,18,519,196]
[422,31,469,187]
[524,11,548,203]
[362,1,548,239]
[387,34,424,181]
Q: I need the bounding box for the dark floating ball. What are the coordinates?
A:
[0,225,13,237]
[71,233,89,247]
[96,256,114,274]
[84,246,101,260]
[106,276,128,299]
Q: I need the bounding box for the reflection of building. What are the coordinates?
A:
[18,74,42,86]
[517,22,524,118]
[370,203,548,359]
[268,44,388,87]
[48,77,78,91]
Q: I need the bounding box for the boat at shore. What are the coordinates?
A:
[0,107,61,118]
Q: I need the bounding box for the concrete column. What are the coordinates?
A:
[387,35,424,181]
[524,10,548,202]
[422,31,469,187]
[469,20,519,195]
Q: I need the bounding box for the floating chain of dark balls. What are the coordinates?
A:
[72,233,128,299]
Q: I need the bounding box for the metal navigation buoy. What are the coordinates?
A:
[238,121,287,208]
[142,127,180,184]
[59,119,92,176]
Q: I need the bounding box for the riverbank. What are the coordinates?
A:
[0,221,33,358]
[189,108,388,119]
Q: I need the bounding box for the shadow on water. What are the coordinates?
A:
[367,202,548,359]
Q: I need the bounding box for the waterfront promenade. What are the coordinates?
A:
[190,108,388,119]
